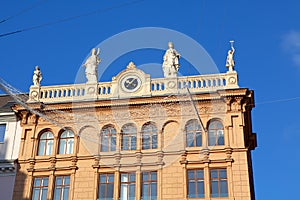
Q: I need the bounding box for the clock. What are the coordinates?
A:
[121,75,142,93]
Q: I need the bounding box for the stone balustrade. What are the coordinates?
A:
[28,71,238,103]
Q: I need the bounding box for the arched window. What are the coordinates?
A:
[185,119,202,147]
[208,120,224,146]
[121,124,137,150]
[38,131,54,156]
[59,130,74,154]
[142,123,158,150]
[100,125,116,152]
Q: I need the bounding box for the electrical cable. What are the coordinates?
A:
[0,0,49,24]
[0,0,145,38]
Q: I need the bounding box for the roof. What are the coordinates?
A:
[0,94,27,113]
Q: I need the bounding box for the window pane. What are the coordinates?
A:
[120,184,127,199]
[59,139,66,154]
[150,172,157,181]
[67,139,74,154]
[210,170,218,178]
[46,140,53,155]
[107,184,114,198]
[186,132,194,147]
[121,174,128,182]
[38,141,46,155]
[42,178,48,186]
[41,188,48,200]
[0,124,6,142]
[54,188,61,200]
[218,131,224,145]
[64,176,70,185]
[32,189,39,200]
[63,188,69,200]
[99,185,106,198]
[130,174,135,182]
[100,175,106,183]
[220,180,228,197]
[152,134,158,149]
[196,170,204,179]
[188,182,196,198]
[188,170,195,179]
[208,131,216,146]
[129,184,135,197]
[196,132,202,146]
[111,136,116,151]
[142,173,148,181]
[220,169,227,178]
[211,180,218,197]
[150,182,157,197]
[131,136,136,150]
[122,136,129,150]
[56,177,62,185]
[108,174,114,182]
[142,183,149,198]
[197,181,204,198]
[34,178,41,186]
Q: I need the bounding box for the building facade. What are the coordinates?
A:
[0,95,22,200]
[13,61,256,200]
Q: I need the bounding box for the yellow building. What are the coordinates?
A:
[12,60,256,200]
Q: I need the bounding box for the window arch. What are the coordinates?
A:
[58,129,74,154]
[142,123,158,150]
[208,120,224,146]
[100,125,116,152]
[121,123,137,150]
[38,131,54,156]
[185,119,202,147]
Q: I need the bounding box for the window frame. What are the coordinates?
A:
[53,175,71,200]
[100,125,117,152]
[98,173,115,200]
[141,171,157,200]
[121,124,137,151]
[208,120,224,146]
[120,172,136,200]
[31,176,49,200]
[58,130,75,155]
[185,119,202,147]
[210,168,228,198]
[0,123,7,143]
[141,123,158,150]
[187,169,205,198]
[37,131,54,156]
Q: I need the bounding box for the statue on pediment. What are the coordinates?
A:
[226,40,235,71]
[162,42,180,78]
[83,48,101,83]
[32,66,42,86]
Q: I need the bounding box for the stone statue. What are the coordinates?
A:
[32,66,42,86]
[162,42,180,78]
[83,48,101,83]
[226,40,235,71]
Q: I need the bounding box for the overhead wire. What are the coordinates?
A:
[0,0,49,24]
[0,0,145,38]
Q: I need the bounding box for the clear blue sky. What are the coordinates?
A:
[1,1,300,199]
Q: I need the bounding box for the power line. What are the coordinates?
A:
[0,0,49,24]
[0,0,145,38]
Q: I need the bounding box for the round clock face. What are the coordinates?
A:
[121,75,142,93]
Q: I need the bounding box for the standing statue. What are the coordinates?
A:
[226,40,235,71]
[162,42,181,78]
[83,48,101,83]
[32,66,42,86]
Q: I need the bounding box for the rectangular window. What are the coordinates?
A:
[120,173,136,200]
[32,177,48,200]
[98,173,114,200]
[142,171,157,200]
[210,169,228,198]
[54,176,70,200]
[187,169,204,198]
[0,124,6,143]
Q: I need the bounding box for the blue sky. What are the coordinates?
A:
[1,1,300,199]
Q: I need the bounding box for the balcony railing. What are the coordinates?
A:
[28,71,238,103]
